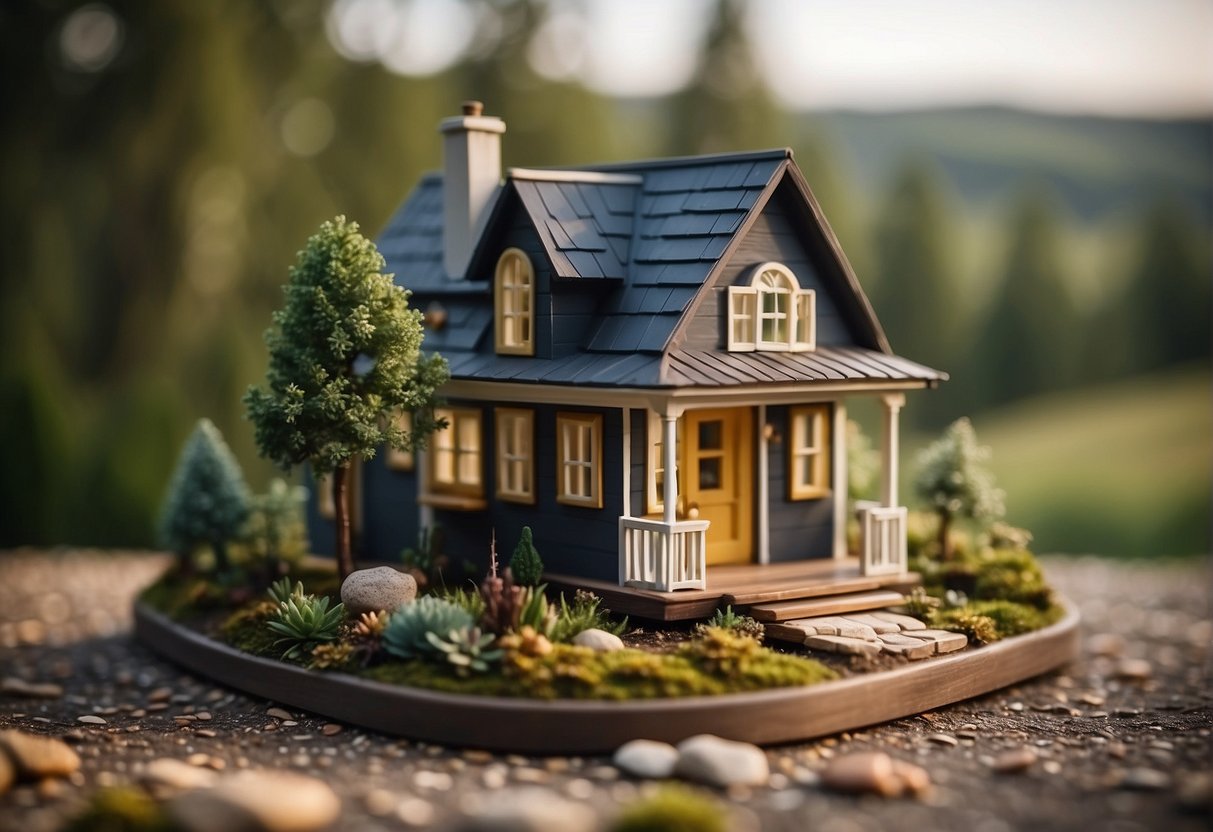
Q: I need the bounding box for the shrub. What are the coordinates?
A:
[972,548,1054,609]
[930,609,999,645]
[610,785,729,832]
[246,478,309,575]
[509,526,544,586]
[382,596,474,660]
[913,418,1005,559]
[694,606,764,642]
[266,594,345,660]
[680,627,765,678]
[480,549,555,638]
[551,589,627,643]
[401,525,449,592]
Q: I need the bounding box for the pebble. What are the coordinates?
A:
[1118,768,1171,791]
[1087,633,1125,658]
[674,734,769,788]
[0,748,13,795]
[0,677,64,699]
[821,751,930,798]
[168,769,341,832]
[364,788,397,816]
[991,747,1037,774]
[266,707,293,720]
[925,733,958,747]
[340,566,417,616]
[321,724,343,737]
[0,730,81,779]
[148,686,174,703]
[455,787,596,832]
[613,739,679,779]
[77,715,107,725]
[395,796,436,827]
[1114,658,1153,681]
[572,628,625,652]
[141,757,219,794]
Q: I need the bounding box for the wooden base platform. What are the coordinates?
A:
[133,599,1079,754]
[546,558,920,622]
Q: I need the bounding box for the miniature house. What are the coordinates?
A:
[309,102,945,612]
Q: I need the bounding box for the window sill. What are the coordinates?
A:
[418,493,488,512]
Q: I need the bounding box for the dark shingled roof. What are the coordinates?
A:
[375,147,946,390]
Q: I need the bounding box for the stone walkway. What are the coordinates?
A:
[765,609,970,658]
[0,549,1210,831]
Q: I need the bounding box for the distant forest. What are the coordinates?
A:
[1,1,1208,553]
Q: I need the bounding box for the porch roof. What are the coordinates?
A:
[440,344,944,389]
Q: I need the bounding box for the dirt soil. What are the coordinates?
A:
[0,548,1209,832]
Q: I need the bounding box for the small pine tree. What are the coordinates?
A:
[509,526,544,587]
[246,478,309,578]
[158,418,251,572]
[913,418,1005,560]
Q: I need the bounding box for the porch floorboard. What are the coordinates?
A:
[544,558,920,622]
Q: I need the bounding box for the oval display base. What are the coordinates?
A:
[133,601,1079,754]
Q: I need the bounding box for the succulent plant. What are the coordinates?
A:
[694,606,763,643]
[267,577,305,606]
[310,641,356,670]
[352,610,389,639]
[424,626,502,676]
[382,596,474,660]
[266,594,345,660]
[479,566,555,637]
[497,625,553,658]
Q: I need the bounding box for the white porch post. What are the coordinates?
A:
[621,407,631,517]
[880,393,905,508]
[832,401,849,559]
[757,404,769,564]
[662,412,679,525]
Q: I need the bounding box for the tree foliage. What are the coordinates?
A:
[244,216,448,577]
[246,478,310,574]
[913,418,1005,559]
[509,526,544,587]
[158,418,251,571]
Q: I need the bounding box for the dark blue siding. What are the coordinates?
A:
[764,405,835,562]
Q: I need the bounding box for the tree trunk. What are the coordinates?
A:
[333,463,355,579]
[938,511,953,561]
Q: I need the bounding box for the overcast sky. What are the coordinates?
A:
[329,0,1213,117]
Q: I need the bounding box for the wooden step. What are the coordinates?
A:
[746,589,906,623]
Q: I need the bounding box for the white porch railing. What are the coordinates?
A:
[858,504,908,577]
[618,516,710,591]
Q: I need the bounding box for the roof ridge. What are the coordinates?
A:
[508,168,643,185]
[545,147,792,174]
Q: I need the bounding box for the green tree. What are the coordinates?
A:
[244,216,449,579]
[870,159,959,383]
[158,418,251,572]
[913,418,1005,560]
[246,478,310,579]
[975,185,1078,406]
[509,526,544,587]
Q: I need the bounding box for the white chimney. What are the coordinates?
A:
[440,100,505,280]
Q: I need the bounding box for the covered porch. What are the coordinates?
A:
[616,390,913,594]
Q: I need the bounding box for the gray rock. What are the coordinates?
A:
[0,730,80,779]
[168,770,341,832]
[340,567,417,616]
[453,787,596,832]
[572,628,624,652]
[613,739,679,779]
[674,734,769,788]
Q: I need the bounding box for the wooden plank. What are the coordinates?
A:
[725,576,885,606]
[746,590,906,623]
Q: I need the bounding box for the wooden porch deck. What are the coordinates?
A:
[545,558,921,622]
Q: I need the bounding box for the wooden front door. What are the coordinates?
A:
[684,408,753,565]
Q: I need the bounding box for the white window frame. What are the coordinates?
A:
[428,407,484,498]
[556,412,603,509]
[726,262,815,352]
[788,404,831,500]
[495,408,535,504]
[494,247,535,356]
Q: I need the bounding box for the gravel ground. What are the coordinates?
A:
[0,548,1209,832]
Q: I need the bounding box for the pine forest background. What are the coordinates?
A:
[1,1,1209,558]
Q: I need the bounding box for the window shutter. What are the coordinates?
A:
[792,289,816,351]
[727,287,757,351]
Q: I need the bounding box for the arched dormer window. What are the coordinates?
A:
[726,262,815,352]
[494,248,534,355]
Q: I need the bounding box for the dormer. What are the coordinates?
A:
[726,262,816,352]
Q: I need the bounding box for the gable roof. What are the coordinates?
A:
[375,147,945,389]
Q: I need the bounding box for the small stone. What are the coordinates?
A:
[613,739,679,779]
[266,707,293,720]
[0,749,13,796]
[1079,692,1106,706]
[37,777,64,800]
[877,633,935,660]
[1177,772,1213,811]
[806,635,882,657]
[141,758,219,794]
[456,787,596,832]
[395,796,436,827]
[77,715,107,725]
[991,747,1037,774]
[1114,658,1153,681]
[572,628,625,652]
[364,788,397,817]
[340,566,417,616]
[0,730,81,778]
[1,678,64,699]
[195,730,217,739]
[321,723,343,737]
[195,712,212,721]
[1087,633,1125,658]
[822,751,907,797]
[1119,768,1171,791]
[148,687,174,703]
[168,769,341,832]
[925,733,958,747]
[674,734,769,788]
